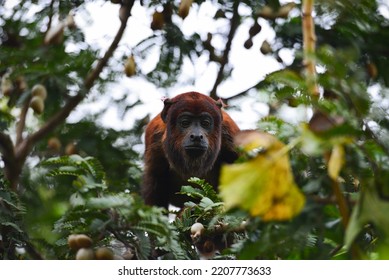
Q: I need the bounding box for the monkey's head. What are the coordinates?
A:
[161,92,224,179]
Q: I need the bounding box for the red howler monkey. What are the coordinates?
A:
[142,92,240,208]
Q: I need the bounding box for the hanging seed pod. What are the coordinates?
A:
[124,55,136,77]
[151,11,165,30]
[15,76,28,92]
[68,234,79,251]
[47,137,62,152]
[95,247,114,260]
[76,248,95,260]
[190,222,205,241]
[178,0,193,19]
[65,142,77,155]
[31,84,47,100]
[249,21,261,37]
[260,40,272,55]
[244,38,254,49]
[75,234,93,248]
[366,62,378,79]
[30,96,45,114]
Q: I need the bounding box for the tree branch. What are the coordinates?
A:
[223,79,266,104]
[210,0,240,100]
[84,10,130,90]
[6,2,133,189]
[302,0,319,98]
[0,132,15,163]
[17,7,130,156]
[15,95,32,146]
[0,132,20,191]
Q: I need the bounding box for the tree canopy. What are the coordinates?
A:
[1,0,389,260]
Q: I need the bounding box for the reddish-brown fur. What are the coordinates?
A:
[142,92,240,208]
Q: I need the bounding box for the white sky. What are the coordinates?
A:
[8,0,388,132]
[2,0,387,161]
[66,0,295,131]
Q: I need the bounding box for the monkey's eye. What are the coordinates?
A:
[201,119,212,129]
[180,119,191,128]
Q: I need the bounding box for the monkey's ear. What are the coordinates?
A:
[215,98,226,109]
[161,98,174,123]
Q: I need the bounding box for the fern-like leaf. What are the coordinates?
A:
[188,177,220,202]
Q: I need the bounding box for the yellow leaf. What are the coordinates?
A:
[328,144,345,180]
[219,131,305,221]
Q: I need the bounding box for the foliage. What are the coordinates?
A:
[1,0,389,260]
[219,131,305,220]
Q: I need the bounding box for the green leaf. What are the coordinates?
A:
[179,185,205,199]
[0,222,23,233]
[345,187,389,258]
[87,194,133,209]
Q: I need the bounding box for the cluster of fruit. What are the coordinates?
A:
[67,234,133,260]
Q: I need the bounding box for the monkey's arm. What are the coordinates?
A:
[142,114,170,208]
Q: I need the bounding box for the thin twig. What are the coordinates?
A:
[210,1,240,100]
[46,0,56,32]
[15,95,32,146]
[223,80,264,103]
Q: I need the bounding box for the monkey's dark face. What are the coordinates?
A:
[161,92,223,179]
[177,112,213,158]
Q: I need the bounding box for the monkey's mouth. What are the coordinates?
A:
[185,146,207,157]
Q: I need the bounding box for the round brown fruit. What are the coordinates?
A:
[151,11,165,30]
[31,84,47,100]
[249,21,261,37]
[260,40,272,55]
[124,55,136,77]
[95,247,114,260]
[191,222,204,235]
[67,234,79,250]
[178,0,193,19]
[47,137,62,152]
[15,76,27,92]
[75,234,93,248]
[30,96,44,114]
[76,248,95,260]
[65,143,77,155]
[244,38,253,49]
[367,62,378,79]
[190,222,205,241]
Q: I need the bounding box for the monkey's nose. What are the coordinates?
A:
[190,134,203,142]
